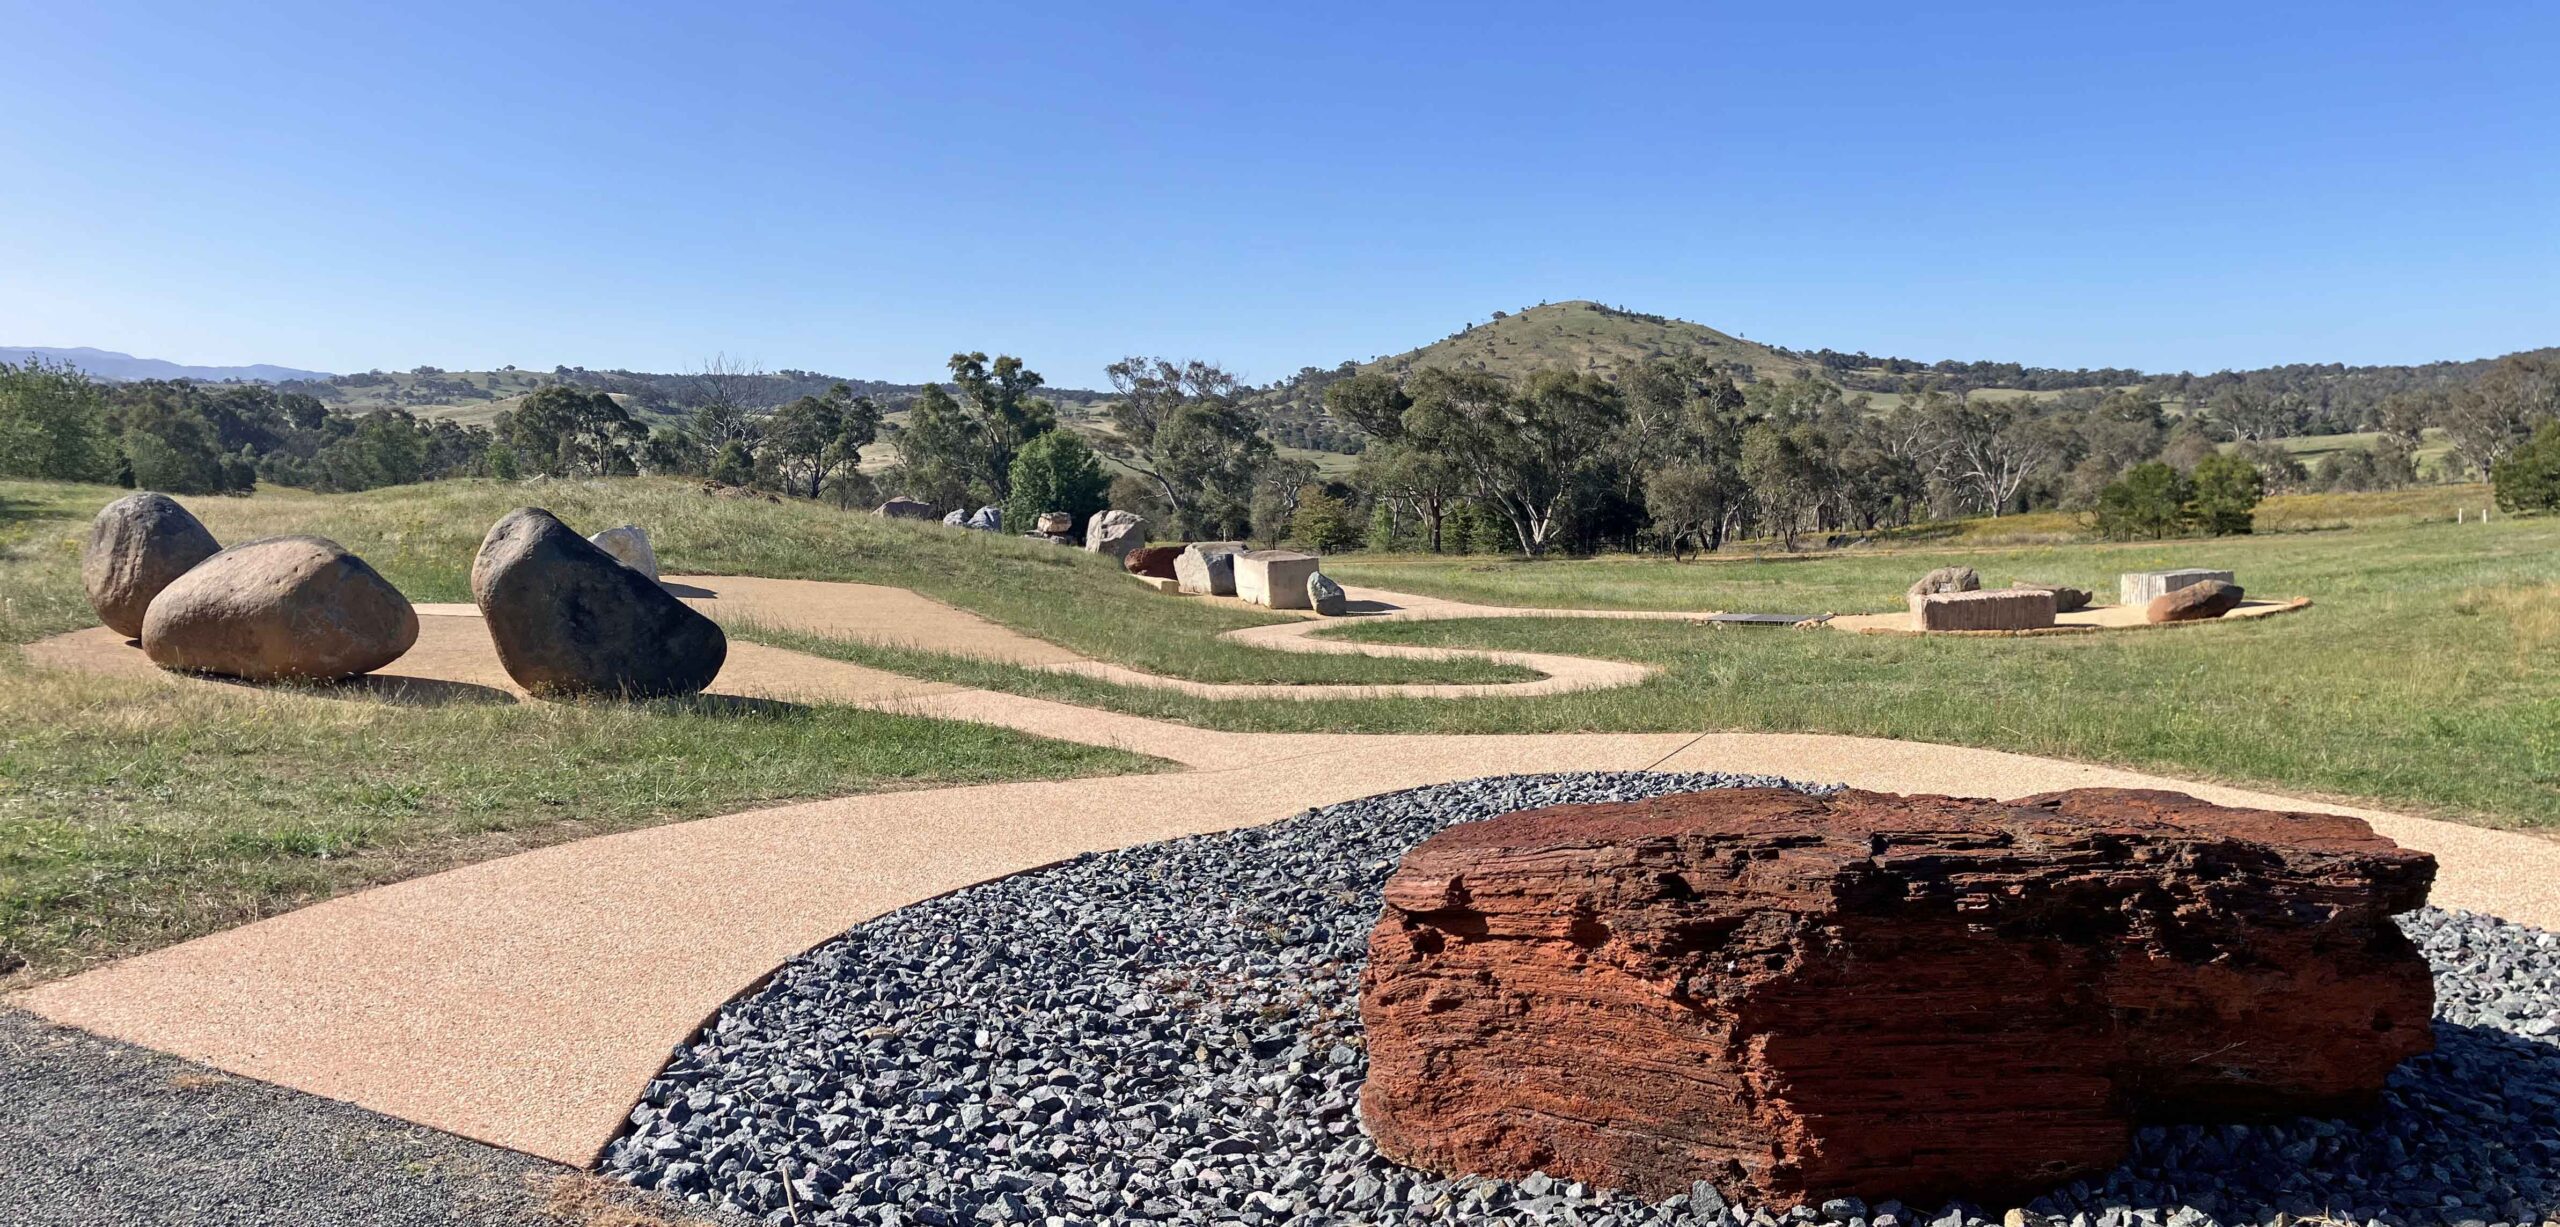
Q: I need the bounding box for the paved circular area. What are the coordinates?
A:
[603,771,2560,1226]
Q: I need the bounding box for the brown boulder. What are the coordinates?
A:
[141,536,418,681]
[82,492,222,638]
[1905,565,1979,598]
[2147,578,2244,623]
[1360,786,2435,1208]
[472,508,727,699]
[1123,544,1183,579]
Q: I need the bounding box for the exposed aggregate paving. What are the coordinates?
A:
[604,772,2560,1227]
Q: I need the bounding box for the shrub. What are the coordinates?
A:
[2092,462,2191,540]
[2188,453,2264,535]
[2492,420,2560,513]
[0,359,119,482]
[1003,430,1109,537]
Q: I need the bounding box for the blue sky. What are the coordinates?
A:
[3,2,2553,387]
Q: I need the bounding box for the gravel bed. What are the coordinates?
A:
[604,772,2560,1227]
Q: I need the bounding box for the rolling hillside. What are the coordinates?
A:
[1361,301,1814,382]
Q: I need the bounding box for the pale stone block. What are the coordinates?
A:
[2119,569,2233,606]
[1235,549,1320,609]
[1910,588,2057,631]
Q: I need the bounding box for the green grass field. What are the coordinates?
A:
[8,475,2554,986]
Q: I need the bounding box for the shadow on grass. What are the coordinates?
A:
[195,671,520,708]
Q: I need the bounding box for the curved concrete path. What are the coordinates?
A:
[16,577,2558,1173]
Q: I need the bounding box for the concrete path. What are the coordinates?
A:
[16,577,2558,1174]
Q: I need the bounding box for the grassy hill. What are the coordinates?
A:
[1362,301,1815,383]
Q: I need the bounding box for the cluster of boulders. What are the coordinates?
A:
[1360,785,2437,1207]
[78,492,725,699]
[939,506,1004,533]
[1904,564,2247,630]
[83,492,418,682]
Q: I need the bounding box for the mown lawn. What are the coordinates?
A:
[0,479,1215,985]
[774,508,2560,834]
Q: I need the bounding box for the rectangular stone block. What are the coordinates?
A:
[1174,542,1247,596]
[2119,569,2233,606]
[1910,588,2057,631]
[1234,549,1320,609]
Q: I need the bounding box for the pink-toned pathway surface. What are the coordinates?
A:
[16,579,2558,1171]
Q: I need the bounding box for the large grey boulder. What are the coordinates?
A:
[1906,565,1981,598]
[83,492,221,639]
[941,509,968,527]
[1085,510,1146,562]
[1236,549,1320,610]
[965,506,1002,533]
[1308,570,1348,616]
[472,508,727,699]
[587,524,659,581]
[875,498,938,520]
[141,535,417,682]
[1174,541,1247,596]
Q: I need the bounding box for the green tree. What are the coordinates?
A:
[0,359,119,482]
[1003,429,1110,538]
[1645,465,1726,559]
[892,353,1057,508]
[1739,422,1833,550]
[2492,419,2560,512]
[1401,367,1624,556]
[2092,462,2193,540]
[708,439,756,487]
[499,385,643,476]
[2187,452,2263,535]
[1288,485,1362,553]
[766,383,882,499]
[1103,357,1273,539]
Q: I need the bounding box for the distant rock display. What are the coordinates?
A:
[875,498,938,520]
[472,508,726,699]
[141,535,417,682]
[1361,786,2436,1208]
[82,492,221,639]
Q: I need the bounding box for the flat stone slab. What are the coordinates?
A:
[1703,613,1827,626]
[1910,587,2056,631]
[2121,568,2234,605]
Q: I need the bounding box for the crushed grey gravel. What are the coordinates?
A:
[1,1007,721,1227]
[603,771,2560,1227]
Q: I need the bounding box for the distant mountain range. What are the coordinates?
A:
[0,346,333,383]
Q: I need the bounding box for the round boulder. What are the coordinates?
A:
[141,535,418,682]
[473,508,728,699]
[82,492,222,639]
[1308,570,1348,616]
[2147,578,2245,623]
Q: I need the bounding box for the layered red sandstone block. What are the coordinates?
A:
[1907,587,2057,631]
[1359,787,2436,1208]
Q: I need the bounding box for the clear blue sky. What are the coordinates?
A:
[3,2,2553,387]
